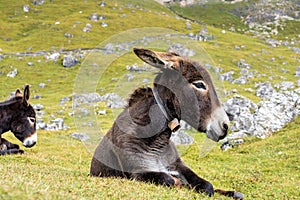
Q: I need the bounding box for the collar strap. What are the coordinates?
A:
[152,87,180,132]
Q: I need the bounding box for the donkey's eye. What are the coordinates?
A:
[192,81,207,91]
[28,117,35,124]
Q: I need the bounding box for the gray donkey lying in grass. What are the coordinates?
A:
[90,48,244,199]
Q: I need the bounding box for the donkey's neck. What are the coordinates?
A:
[126,87,180,135]
[0,105,14,134]
[154,85,181,121]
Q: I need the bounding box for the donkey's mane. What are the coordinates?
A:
[0,96,22,106]
[128,87,153,108]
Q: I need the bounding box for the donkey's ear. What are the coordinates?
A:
[23,85,30,105]
[133,48,175,69]
[15,89,22,97]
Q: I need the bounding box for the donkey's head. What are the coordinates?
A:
[10,85,37,147]
[133,48,229,142]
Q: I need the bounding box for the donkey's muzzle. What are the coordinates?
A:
[23,132,37,148]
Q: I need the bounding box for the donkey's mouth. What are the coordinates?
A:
[23,132,37,148]
[206,130,226,142]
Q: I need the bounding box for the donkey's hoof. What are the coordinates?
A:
[171,176,182,188]
[196,181,214,197]
[233,192,244,200]
[0,144,7,151]
[18,149,25,154]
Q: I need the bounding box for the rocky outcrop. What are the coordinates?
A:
[222,81,299,149]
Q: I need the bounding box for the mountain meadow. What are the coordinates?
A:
[0,0,299,199]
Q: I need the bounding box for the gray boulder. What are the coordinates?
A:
[62,55,79,67]
[170,130,194,145]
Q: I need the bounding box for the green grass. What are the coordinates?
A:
[0,116,299,199]
[169,1,250,33]
[0,0,299,199]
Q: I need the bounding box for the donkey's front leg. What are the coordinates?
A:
[132,171,181,187]
[0,138,24,155]
[174,158,214,196]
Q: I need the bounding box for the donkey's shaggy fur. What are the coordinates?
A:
[90,48,243,199]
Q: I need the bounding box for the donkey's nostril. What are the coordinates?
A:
[223,123,229,133]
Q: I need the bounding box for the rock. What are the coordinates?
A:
[76,107,90,116]
[185,21,192,30]
[46,52,60,61]
[83,27,91,33]
[296,71,300,77]
[39,83,46,88]
[64,33,74,38]
[7,69,18,78]
[220,139,244,151]
[86,23,92,28]
[99,2,106,7]
[101,22,108,27]
[255,82,275,98]
[292,47,300,54]
[33,95,42,99]
[126,64,148,72]
[97,110,107,115]
[126,73,135,82]
[180,120,192,130]
[223,95,257,135]
[23,5,30,12]
[237,59,252,69]
[32,104,44,111]
[73,93,102,107]
[278,81,294,90]
[167,43,195,57]
[62,55,79,67]
[51,118,64,130]
[224,83,300,141]
[142,78,149,83]
[89,13,100,21]
[104,43,114,54]
[36,119,46,130]
[193,27,215,41]
[71,133,90,141]
[32,0,45,5]
[101,93,126,109]
[60,96,71,105]
[170,130,193,145]
[219,71,234,83]
[232,76,248,84]
[73,92,125,109]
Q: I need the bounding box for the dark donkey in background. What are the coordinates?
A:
[90,48,243,199]
[0,85,37,155]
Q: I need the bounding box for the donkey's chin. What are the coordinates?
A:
[23,132,37,148]
[206,129,226,142]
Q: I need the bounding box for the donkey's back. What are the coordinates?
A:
[90,48,243,199]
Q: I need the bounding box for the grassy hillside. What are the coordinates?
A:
[0,0,299,199]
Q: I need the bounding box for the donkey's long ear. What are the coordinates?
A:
[133,48,176,69]
[15,89,22,97]
[23,85,30,105]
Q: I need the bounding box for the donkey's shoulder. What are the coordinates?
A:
[128,87,153,107]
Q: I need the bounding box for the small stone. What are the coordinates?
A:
[7,69,18,78]
[97,110,107,115]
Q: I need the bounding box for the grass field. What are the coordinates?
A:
[0,0,299,199]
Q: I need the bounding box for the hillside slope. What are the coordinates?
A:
[0,0,299,199]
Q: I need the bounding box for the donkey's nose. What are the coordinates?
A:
[218,122,229,141]
[222,122,229,134]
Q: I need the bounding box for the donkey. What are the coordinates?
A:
[0,85,37,155]
[90,48,243,199]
